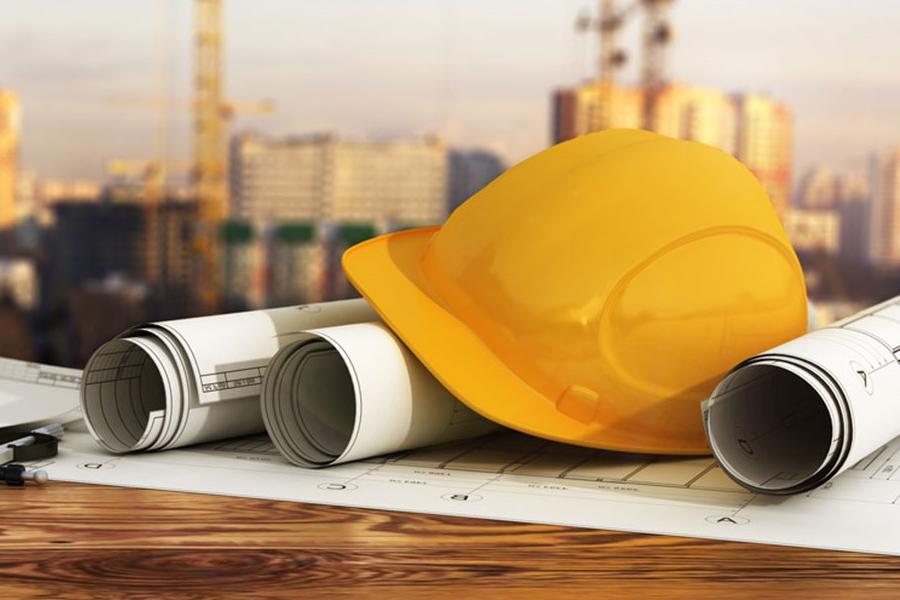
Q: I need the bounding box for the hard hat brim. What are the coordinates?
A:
[343,226,710,455]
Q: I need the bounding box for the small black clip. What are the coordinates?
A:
[0,431,59,462]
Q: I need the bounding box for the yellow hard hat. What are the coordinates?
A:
[343,129,807,454]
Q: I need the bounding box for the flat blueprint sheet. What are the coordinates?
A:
[36,427,900,556]
[0,358,81,427]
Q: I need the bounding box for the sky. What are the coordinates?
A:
[1,0,899,183]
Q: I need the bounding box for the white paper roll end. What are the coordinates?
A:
[705,360,845,494]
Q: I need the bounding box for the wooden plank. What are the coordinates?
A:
[0,482,897,599]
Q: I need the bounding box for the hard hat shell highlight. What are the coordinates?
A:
[343,129,808,454]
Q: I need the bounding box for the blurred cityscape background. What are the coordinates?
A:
[0,1,898,368]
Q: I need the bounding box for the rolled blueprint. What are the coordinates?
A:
[81,300,376,452]
[705,295,900,494]
[261,321,499,466]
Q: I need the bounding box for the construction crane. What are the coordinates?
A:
[109,0,272,311]
[575,0,673,130]
[193,0,277,312]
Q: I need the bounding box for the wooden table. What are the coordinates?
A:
[0,482,897,599]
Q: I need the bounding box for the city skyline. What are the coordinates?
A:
[1,1,899,182]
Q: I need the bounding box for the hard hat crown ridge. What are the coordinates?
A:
[343,129,807,454]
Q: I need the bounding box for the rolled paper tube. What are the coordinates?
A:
[261,321,500,467]
[705,295,900,494]
[81,299,377,453]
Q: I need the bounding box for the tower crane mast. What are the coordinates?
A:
[193,0,226,312]
[639,0,674,129]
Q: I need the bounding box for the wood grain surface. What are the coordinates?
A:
[0,482,897,599]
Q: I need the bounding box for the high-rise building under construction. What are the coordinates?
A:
[0,90,20,230]
[552,82,793,215]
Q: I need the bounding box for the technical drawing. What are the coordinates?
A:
[0,358,81,389]
[212,435,282,456]
[384,432,744,492]
[0,358,82,427]
[34,429,900,556]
